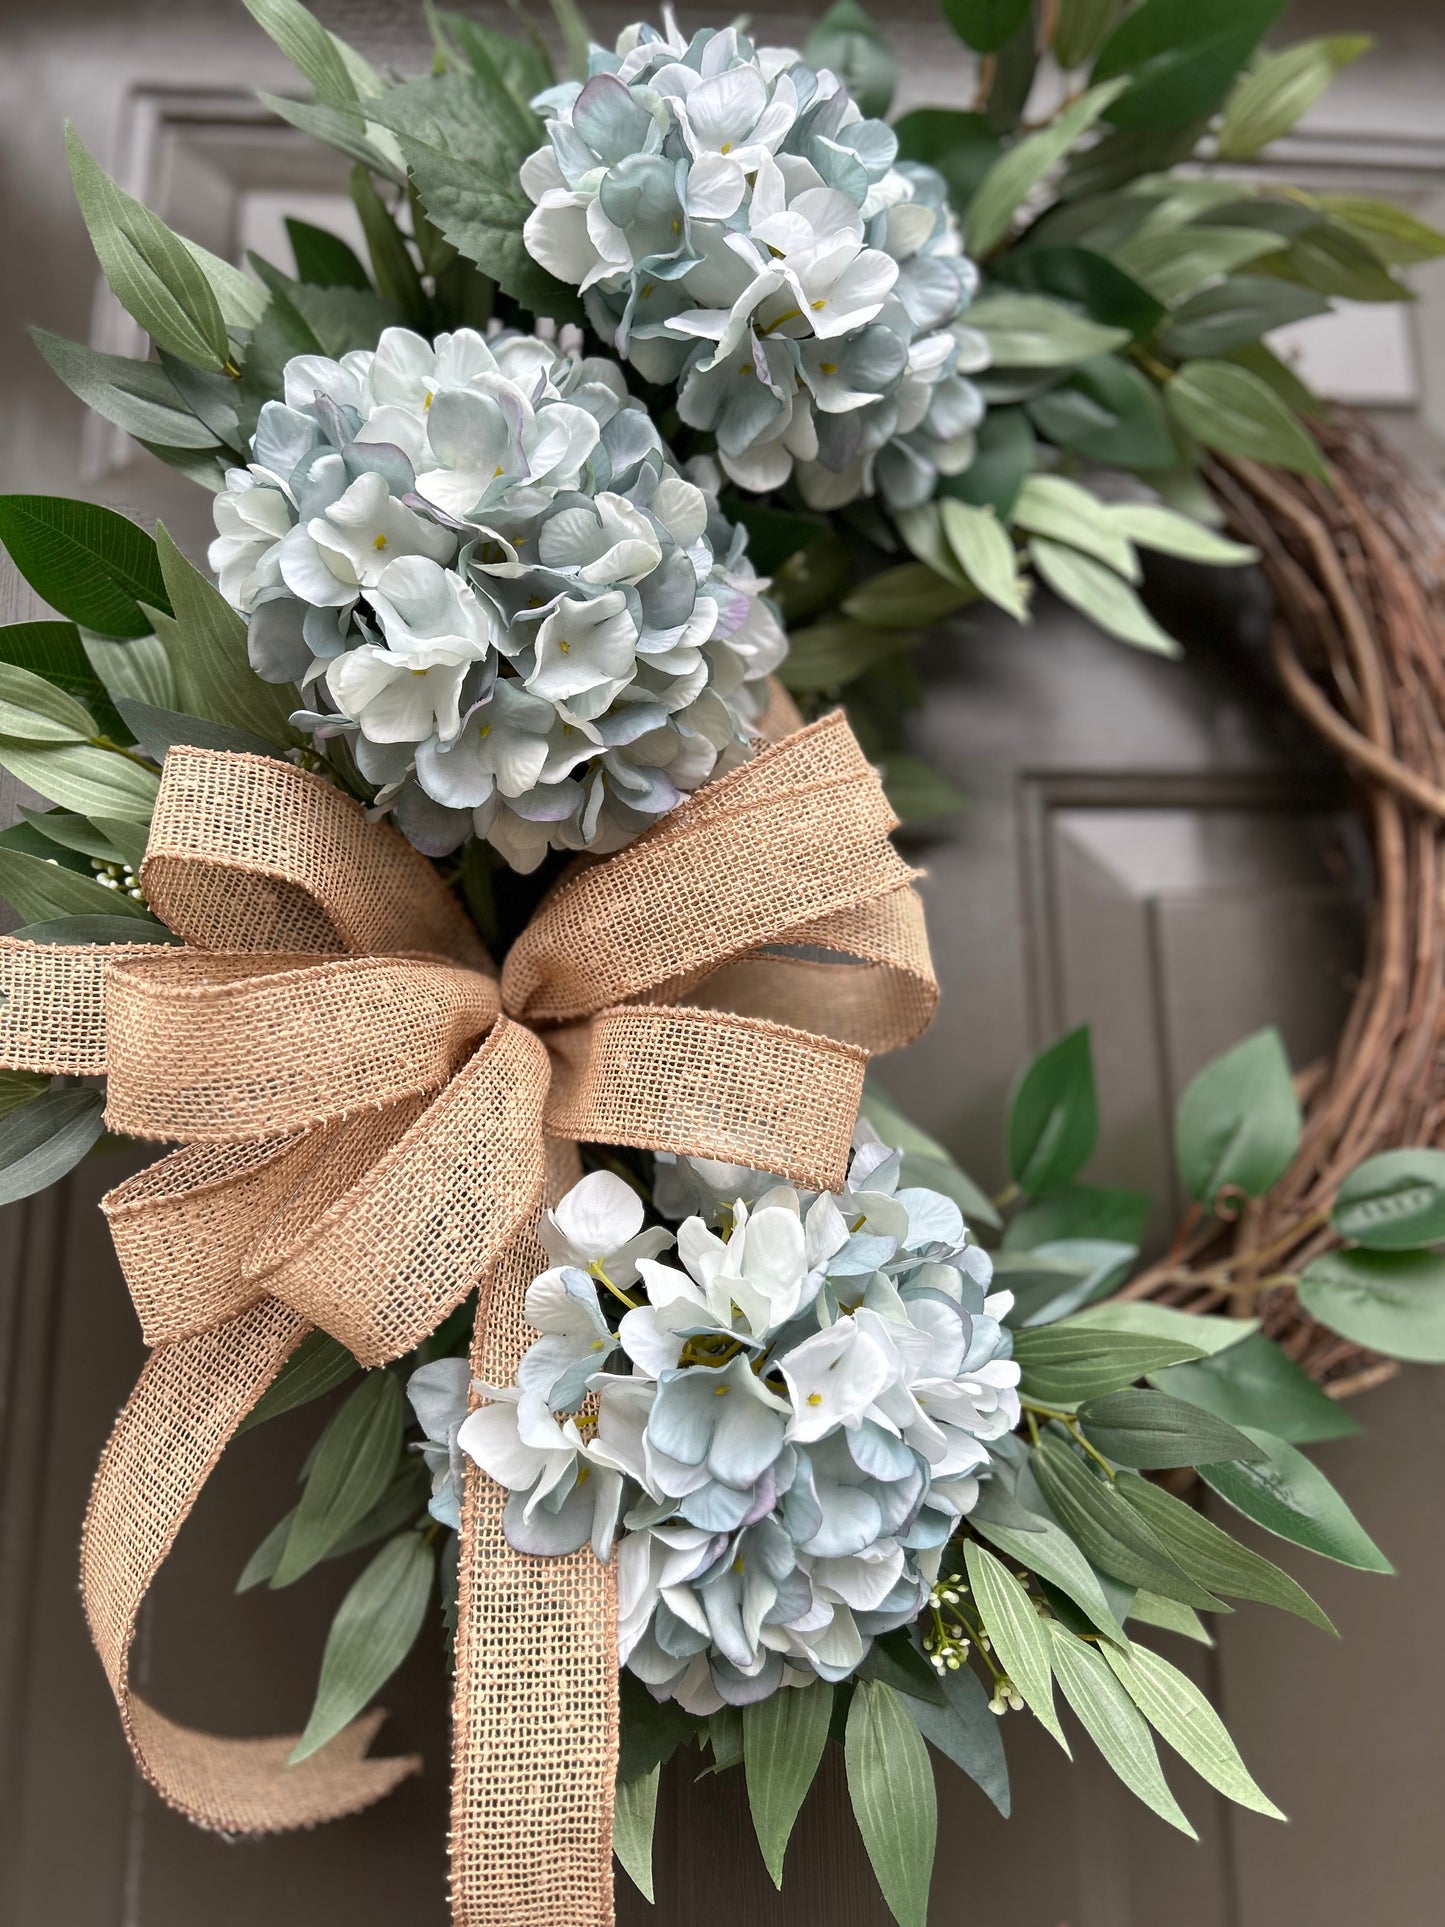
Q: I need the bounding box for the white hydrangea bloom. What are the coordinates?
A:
[520,13,988,511]
[207,324,787,870]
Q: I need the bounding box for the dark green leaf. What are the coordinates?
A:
[1263,220,1410,303]
[0,1069,52,1120]
[1013,1327,1206,1404]
[350,164,429,327]
[857,1629,947,1706]
[1027,354,1178,469]
[1007,1026,1098,1195]
[290,1531,434,1762]
[286,218,372,290]
[1151,1331,1358,1445]
[804,0,897,119]
[114,696,284,763]
[996,244,1165,336]
[967,83,1128,256]
[1004,1182,1150,1250]
[1058,119,1207,200]
[845,1680,938,1927]
[842,563,977,630]
[31,330,218,450]
[1161,274,1328,357]
[1298,1248,1445,1364]
[613,1763,659,1903]
[0,1087,106,1206]
[1078,1388,1266,1468]
[972,1479,1130,1642]
[1032,1436,1225,1608]
[941,0,1031,54]
[909,1663,1010,1815]
[1174,1027,1301,1209]
[271,1370,405,1586]
[1091,0,1287,131]
[151,524,297,746]
[238,1329,360,1433]
[0,847,155,924]
[238,1462,428,1590]
[1199,1429,1392,1572]
[1167,358,1327,476]
[1045,1624,1197,1834]
[983,11,1040,134]
[0,497,167,639]
[618,1669,704,1782]
[12,914,175,945]
[939,405,1036,519]
[743,1681,833,1887]
[1054,0,1124,70]
[891,109,1001,211]
[1332,1147,1445,1251]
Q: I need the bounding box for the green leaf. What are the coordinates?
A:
[908,1663,1010,1815]
[972,1483,1130,1643]
[286,218,372,290]
[844,1680,938,1927]
[1045,1625,1197,1835]
[432,11,555,112]
[114,697,283,764]
[1331,1147,1445,1251]
[613,1763,660,1903]
[350,165,428,326]
[271,1370,405,1586]
[1004,1182,1150,1250]
[1127,1591,1214,1645]
[0,1087,107,1205]
[1166,360,1327,478]
[18,807,140,866]
[1314,194,1445,267]
[1054,0,1124,70]
[0,1069,51,1121]
[804,0,897,120]
[1032,1436,1225,1608]
[879,754,969,824]
[290,1531,434,1762]
[1068,1300,1257,1356]
[0,660,96,741]
[548,0,592,81]
[1103,503,1257,566]
[940,405,1036,518]
[1092,0,1287,131]
[1161,276,1329,358]
[618,1670,703,1782]
[1029,537,1181,655]
[894,503,971,589]
[1077,1388,1266,1469]
[1114,226,1284,307]
[995,1239,1138,1327]
[996,243,1165,337]
[842,562,977,630]
[1027,355,1179,470]
[31,330,219,450]
[939,500,1027,620]
[1174,1027,1301,1210]
[743,1680,832,1887]
[0,738,159,823]
[968,292,1130,368]
[150,524,297,746]
[1218,36,1371,161]
[1116,1473,1335,1632]
[941,0,1032,55]
[1267,220,1410,304]
[857,1629,947,1706]
[258,93,404,184]
[0,497,167,639]
[963,1541,1067,1750]
[12,914,174,946]
[237,1511,295,1593]
[1151,1330,1358,1446]
[891,109,1001,212]
[1199,1428,1392,1572]
[0,847,154,923]
[237,1329,359,1433]
[0,620,127,740]
[1012,475,1139,577]
[1102,1640,1281,1816]
[65,126,230,372]
[966,83,1128,256]
[1298,1248,1445,1364]
[84,632,176,713]
[856,1078,1001,1229]
[243,0,359,105]
[1007,1026,1098,1194]
[778,616,907,691]
[1013,1327,1206,1405]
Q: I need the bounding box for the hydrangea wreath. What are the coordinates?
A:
[1,3,1443,1923]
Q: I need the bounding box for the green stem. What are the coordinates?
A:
[91,734,160,773]
[588,1261,639,1312]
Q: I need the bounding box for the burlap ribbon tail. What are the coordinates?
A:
[0,709,936,1927]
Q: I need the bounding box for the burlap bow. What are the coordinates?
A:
[0,707,936,1926]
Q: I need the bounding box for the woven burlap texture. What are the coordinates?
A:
[0,709,937,1927]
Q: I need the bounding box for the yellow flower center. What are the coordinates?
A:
[806,1391,823,1406]
[558,639,571,655]
[714,1383,730,1397]
[819,361,837,376]
[423,389,434,410]
[811,298,827,311]
[372,533,388,550]
[478,722,491,737]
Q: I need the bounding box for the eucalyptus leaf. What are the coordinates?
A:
[0,1087,107,1206]
[743,1680,832,1887]
[1077,1388,1266,1469]
[613,1762,660,1903]
[966,82,1127,256]
[844,1680,938,1927]
[1029,537,1181,655]
[995,1238,1137,1327]
[939,500,1027,620]
[1126,1591,1214,1645]
[1045,1624,1197,1836]
[271,1370,405,1586]
[971,1485,1130,1643]
[1007,1025,1098,1194]
[1166,360,1327,479]
[0,621,129,741]
[1151,1330,1358,1445]
[1103,503,1257,567]
[1103,1640,1282,1817]
[1174,1027,1301,1210]
[1331,1147,1445,1251]
[0,496,167,639]
[1298,1248,1445,1364]
[1068,1300,1256,1356]
[804,0,897,121]
[1199,1429,1392,1572]
[258,93,405,185]
[1314,194,1445,267]
[908,1663,1010,1815]
[963,1542,1068,1750]
[243,0,362,105]
[290,1531,434,1763]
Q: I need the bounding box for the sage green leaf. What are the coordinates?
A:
[1012,1327,1206,1405]
[0,660,96,741]
[243,0,359,105]
[941,404,1036,517]
[1003,1182,1150,1251]
[966,82,1127,256]
[706,1707,743,1772]
[1032,1437,1225,1609]
[0,1087,107,1206]
[350,164,428,326]
[548,0,592,81]
[778,617,905,691]
[878,754,968,824]
[618,1671,704,1782]
[1160,276,1328,358]
[0,741,159,823]
[1045,1625,1197,1836]
[237,1329,359,1434]
[1011,475,1139,578]
[259,93,405,184]
[0,1069,51,1121]
[237,1511,294,1593]
[1127,1592,1214,1645]
[1116,1474,1335,1633]
[1151,1330,1358,1445]
[1314,194,1445,267]
[1077,1389,1266,1470]
[272,1370,405,1587]
[1102,1641,1282,1817]
[1298,1248,1445,1364]
[804,1,896,120]
[31,330,218,450]
[1270,222,1410,301]
[12,914,174,946]
[1175,1027,1300,1210]
[0,846,154,923]
[844,1679,938,1927]
[1218,36,1371,161]
[994,1238,1137,1327]
[114,697,283,764]
[856,1078,1001,1229]
[908,1664,1010,1815]
[941,0,1031,55]
[84,632,176,712]
[971,1496,1129,1643]
[286,218,372,290]
[1331,1147,1445,1251]
[1166,360,1327,479]
[963,1542,1067,1750]
[613,1763,660,1903]
[994,243,1164,337]
[1007,1025,1097,1194]
[1091,0,1286,132]
[940,500,1027,619]
[1199,1428,1392,1572]
[151,525,297,746]
[0,497,167,639]
[968,292,1130,368]
[1053,0,1124,69]
[842,562,977,629]
[893,109,1001,211]
[857,1630,946,1706]
[743,1680,833,1887]
[290,1531,434,1763]
[18,807,138,866]
[893,503,971,588]
[1029,538,1181,655]
[0,620,128,741]
[1114,226,1283,306]
[175,238,269,332]
[66,127,230,372]
[432,10,554,111]
[1027,355,1178,470]
[1103,503,1257,566]
[1068,1300,1256,1356]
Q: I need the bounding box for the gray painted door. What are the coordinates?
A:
[3,4,1444,1923]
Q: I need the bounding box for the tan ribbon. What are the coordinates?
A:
[0,709,936,1925]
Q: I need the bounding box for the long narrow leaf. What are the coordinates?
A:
[290,1531,434,1762]
[1046,1623,1197,1837]
[963,1541,1068,1750]
[742,1679,832,1886]
[1102,1641,1282,1817]
[845,1680,937,1927]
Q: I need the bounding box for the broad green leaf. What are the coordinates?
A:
[804,1,897,120]
[1030,537,1180,656]
[1045,1625,1197,1836]
[1103,503,1257,566]
[994,244,1165,337]
[963,1542,1067,1750]
[66,127,230,372]
[1218,36,1371,161]
[18,807,138,866]
[743,1680,833,1887]
[1151,1330,1358,1446]
[843,563,977,630]
[966,83,1127,256]
[114,697,283,764]
[1012,1327,1206,1405]
[891,109,1001,213]
[856,1078,1001,1229]
[1114,226,1283,306]
[271,1370,405,1586]
[83,632,176,713]
[893,503,971,588]
[971,1487,1129,1643]
[939,500,1027,620]
[0,1087,107,1206]
[0,1069,50,1121]
[1068,1300,1257,1356]
[940,405,1036,518]
[983,8,1039,135]
[1160,276,1329,358]
[706,1708,743,1773]
[0,496,167,639]
[778,617,905,691]
[1077,1388,1266,1469]
[12,914,174,946]
[941,0,1031,55]
[0,661,96,741]
[0,847,154,923]
[1298,1248,1445,1364]
[31,331,218,450]
[1032,1436,1225,1609]
[613,1763,660,1903]
[1199,1428,1392,1572]
[879,754,969,824]
[0,620,130,741]
[1127,1592,1214,1645]
[1175,1027,1301,1209]
[908,1663,1010,1815]
[1027,355,1178,470]
[1103,1641,1281,1817]
[1116,1474,1335,1633]
[1007,1025,1097,1195]
[1268,220,1409,303]
[845,1680,938,1927]
[286,218,372,290]
[237,1328,359,1433]
[1054,0,1123,69]
[1092,0,1287,132]
[968,292,1130,368]
[290,1531,434,1762]
[237,1511,294,1593]
[258,93,405,184]
[1166,360,1327,479]
[1003,1182,1150,1250]
[996,1238,1137,1328]
[0,740,159,823]
[1012,475,1139,578]
[618,1671,704,1783]
[243,0,360,105]
[151,525,297,746]
[1331,1147,1445,1251]
[1314,194,1445,267]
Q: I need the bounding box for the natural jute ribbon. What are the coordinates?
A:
[0,707,936,1925]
